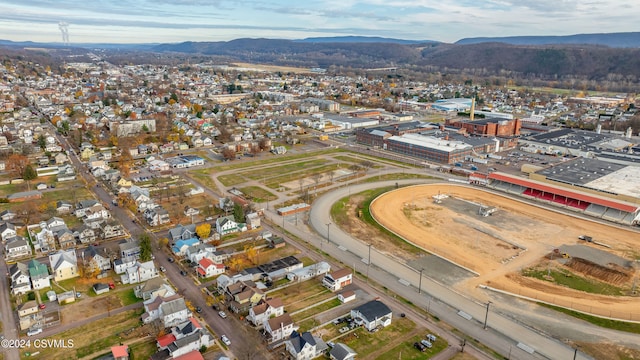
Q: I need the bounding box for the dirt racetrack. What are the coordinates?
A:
[370,184,640,320]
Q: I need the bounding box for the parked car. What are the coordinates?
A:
[180,270,187,276]
[221,335,231,346]
[168,257,175,263]
[27,328,43,337]
[420,339,432,349]
[108,283,115,289]
[413,342,426,352]
[218,311,227,319]
[195,306,202,313]
[159,266,166,272]
[426,334,437,342]
[38,303,46,310]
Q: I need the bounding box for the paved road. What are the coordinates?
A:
[262,218,495,360]
[41,120,267,359]
[0,257,20,360]
[305,179,595,360]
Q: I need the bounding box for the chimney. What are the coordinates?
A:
[439,124,445,131]
[444,133,449,141]
[470,98,475,121]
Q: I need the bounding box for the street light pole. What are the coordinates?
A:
[418,268,424,294]
[573,346,579,360]
[366,243,372,283]
[483,301,492,329]
[325,222,331,248]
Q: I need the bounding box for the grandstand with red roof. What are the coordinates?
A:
[487,172,640,226]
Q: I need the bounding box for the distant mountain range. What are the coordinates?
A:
[456,32,640,48]
[295,36,435,45]
[1,32,640,82]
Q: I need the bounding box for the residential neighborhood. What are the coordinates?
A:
[0,42,637,360]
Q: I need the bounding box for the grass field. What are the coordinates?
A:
[237,186,277,202]
[522,268,625,296]
[188,169,220,194]
[538,303,640,334]
[291,298,342,323]
[340,317,422,358]
[22,309,145,359]
[376,333,448,360]
[330,187,424,257]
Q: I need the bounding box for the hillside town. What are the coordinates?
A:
[0,52,639,360]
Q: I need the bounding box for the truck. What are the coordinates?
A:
[578,235,593,242]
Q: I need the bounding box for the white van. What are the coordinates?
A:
[27,328,42,336]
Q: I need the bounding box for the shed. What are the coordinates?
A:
[93,283,110,295]
[338,290,356,303]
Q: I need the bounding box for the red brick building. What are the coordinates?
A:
[446,118,522,137]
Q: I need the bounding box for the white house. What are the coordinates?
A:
[121,261,159,284]
[247,298,284,327]
[350,300,392,331]
[216,216,246,236]
[285,331,324,360]
[186,243,216,263]
[83,246,112,273]
[195,258,225,278]
[322,268,353,292]
[134,277,176,301]
[142,294,192,327]
[28,259,51,290]
[264,313,297,343]
[0,222,17,241]
[5,237,32,260]
[9,262,32,295]
[287,262,331,282]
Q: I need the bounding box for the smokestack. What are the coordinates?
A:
[626,127,632,139]
[596,124,601,134]
[470,98,475,121]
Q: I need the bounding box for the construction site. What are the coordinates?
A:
[369,184,640,321]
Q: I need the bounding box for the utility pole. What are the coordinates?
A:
[418,268,424,294]
[573,346,579,360]
[483,301,492,329]
[325,222,331,248]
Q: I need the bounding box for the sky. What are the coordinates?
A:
[0,0,638,44]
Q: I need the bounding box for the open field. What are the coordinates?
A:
[22,309,146,359]
[370,184,640,321]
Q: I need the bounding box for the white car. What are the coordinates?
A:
[218,311,227,319]
[221,335,231,346]
[27,328,43,337]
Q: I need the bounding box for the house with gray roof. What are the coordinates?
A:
[9,262,31,295]
[168,224,196,242]
[285,331,326,360]
[0,222,17,242]
[142,294,192,327]
[330,343,357,360]
[5,236,32,260]
[49,249,79,282]
[350,300,392,331]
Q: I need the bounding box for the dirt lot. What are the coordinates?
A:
[369,184,640,320]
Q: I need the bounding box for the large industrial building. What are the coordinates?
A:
[519,128,639,165]
[356,123,502,164]
[445,117,522,137]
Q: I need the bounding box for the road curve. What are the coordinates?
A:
[308,180,594,360]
